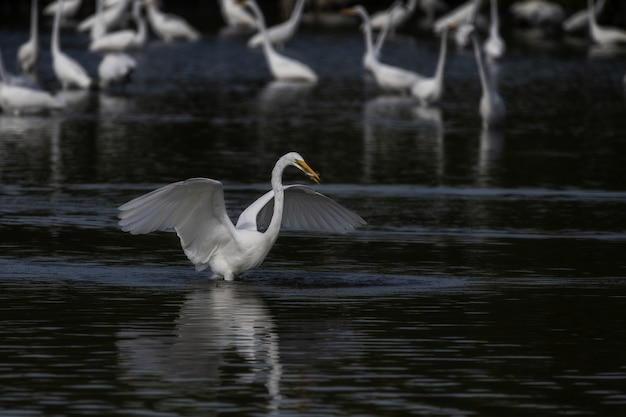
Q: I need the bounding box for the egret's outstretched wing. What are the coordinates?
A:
[236,185,366,233]
[118,178,237,270]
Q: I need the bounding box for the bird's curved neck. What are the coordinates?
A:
[265,160,287,241]
[249,1,276,56]
[489,0,499,33]
[288,0,305,25]
[472,34,494,96]
[588,0,598,31]
[434,27,449,81]
[30,0,39,40]
[135,4,146,39]
[469,0,482,23]
[358,9,375,59]
[52,0,62,53]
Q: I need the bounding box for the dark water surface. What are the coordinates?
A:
[2,20,626,417]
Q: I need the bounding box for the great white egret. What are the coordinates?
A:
[369,0,417,32]
[144,0,200,42]
[247,0,306,49]
[343,5,423,92]
[410,23,451,105]
[52,0,93,89]
[219,0,257,30]
[17,0,39,74]
[587,0,626,47]
[471,28,505,128]
[483,0,505,60]
[0,47,64,114]
[98,52,136,88]
[118,152,365,280]
[562,0,605,33]
[239,0,317,82]
[89,0,147,52]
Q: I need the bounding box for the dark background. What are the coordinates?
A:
[1,0,625,33]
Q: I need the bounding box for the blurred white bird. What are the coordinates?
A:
[454,0,482,48]
[78,0,131,34]
[562,0,605,33]
[90,0,147,52]
[0,47,64,114]
[43,0,82,19]
[587,0,626,46]
[118,152,365,280]
[471,28,505,128]
[144,0,201,42]
[343,5,423,92]
[370,0,417,32]
[98,52,136,88]
[239,0,317,82]
[411,23,451,105]
[483,0,505,60]
[433,0,473,34]
[509,0,564,27]
[247,0,306,49]
[219,0,258,30]
[17,0,39,74]
[51,0,93,89]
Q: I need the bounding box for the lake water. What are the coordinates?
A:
[1,16,626,417]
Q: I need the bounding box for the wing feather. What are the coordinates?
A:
[235,185,366,233]
[118,178,237,270]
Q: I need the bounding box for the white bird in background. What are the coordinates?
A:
[509,0,564,28]
[411,22,451,105]
[455,0,482,48]
[90,0,147,52]
[471,28,505,128]
[562,0,605,33]
[98,52,136,88]
[43,0,82,20]
[247,0,306,49]
[370,0,417,32]
[78,0,130,34]
[144,0,201,42]
[51,0,93,89]
[483,0,505,60]
[433,0,473,34]
[118,152,365,280]
[17,0,39,74]
[239,0,317,82]
[219,0,258,30]
[343,5,423,92]
[587,0,626,47]
[0,47,64,115]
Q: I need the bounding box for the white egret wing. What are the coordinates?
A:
[118,178,237,270]
[236,185,366,233]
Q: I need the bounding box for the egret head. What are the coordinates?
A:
[285,152,320,184]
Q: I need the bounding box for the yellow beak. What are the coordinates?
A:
[296,159,321,184]
[340,7,356,15]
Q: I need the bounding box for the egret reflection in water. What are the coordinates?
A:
[117,285,283,410]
